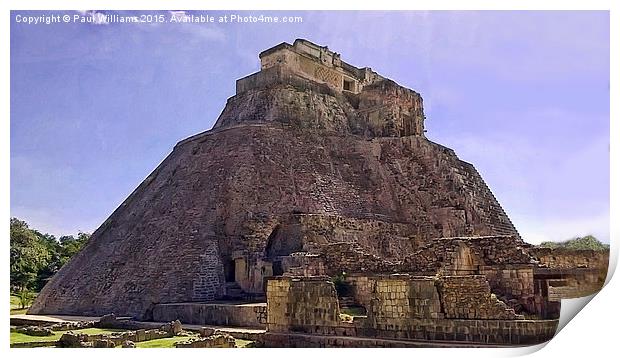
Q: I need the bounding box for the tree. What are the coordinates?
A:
[10,217,91,294]
[539,235,609,251]
[58,232,90,265]
[10,218,50,292]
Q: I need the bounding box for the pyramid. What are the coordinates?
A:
[29,39,520,319]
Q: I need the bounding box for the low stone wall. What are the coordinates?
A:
[263,317,558,347]
[262,332,480,348]
[57,328,173,348]
[152,302,266,328]
[175,334,236,348]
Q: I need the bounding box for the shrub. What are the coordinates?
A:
[331,271,351,297]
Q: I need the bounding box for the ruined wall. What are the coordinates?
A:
[367,276,443,321]
[297,214,420,259]
[528,248,609,270]
[436,276,521,320]
[265,276,557,346]
[354,80,425,137]
[402,236,533,275]
[280,253,326,276]
[152,302,266,328]
[258,39,384,94]
[229,66,424,139]
[529,247,609,300]
[266,277,341,334]
[480,265,535,312]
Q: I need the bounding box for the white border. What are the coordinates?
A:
[2,1,617,357]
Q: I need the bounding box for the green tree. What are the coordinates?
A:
[539,235,609,251]
[10,218,50,293]
[58,232,90,265]
[10,218,91,293]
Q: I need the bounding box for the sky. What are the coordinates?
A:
[10,10,610,244]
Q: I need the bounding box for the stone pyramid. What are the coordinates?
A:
[29,39,520,319]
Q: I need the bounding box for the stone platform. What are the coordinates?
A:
[152,301,267,328]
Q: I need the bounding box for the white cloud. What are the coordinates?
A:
[165,10,226,42]
[169,10,190,22]
[75,10,109,25]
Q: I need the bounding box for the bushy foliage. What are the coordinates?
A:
[331,271,352,297]
[10,217,90,294]
[539,235,609,251]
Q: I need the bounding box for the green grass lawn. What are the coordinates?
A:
[10,308,29,315]
[235,338,254,348]
[10,328,127,345]
[10,294,36,315]
[10,295,21,309]
[11,326,252,348]
[10,331,63,344]
[134,336,195,348]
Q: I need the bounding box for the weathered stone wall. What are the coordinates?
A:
[230,66,424,138]
[529,248,609,300]
[281,252,326,276]
[265,276,556,346]
[436,276,521,320]
[175,334,236,348]
[258,39,384,94]
[267,277,341,334]
[263,317,558,347]
[297,214,420,259]
[528,247,609,270]
[480,265,535,312]
[547,274,604,301]
[355,80,425,137]
[152,302,267,328]
[367,276,443,321]
[403,236,533,275]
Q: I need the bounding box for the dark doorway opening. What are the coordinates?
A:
[272,260,284,276]
[224,259,235,282]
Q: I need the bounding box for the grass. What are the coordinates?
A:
[135,336,195,348]
[10,325,252,348]
[340,306,367,316]
[10,294,35,315]
[10,295,28,314]
[235,338,254,348]
[10,295,21,309]
[10,327,127,345]
[10,331,63,344]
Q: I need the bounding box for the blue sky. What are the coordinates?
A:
[10,10,609,244]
